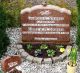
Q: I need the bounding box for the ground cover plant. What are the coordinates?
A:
[23,44,66,58]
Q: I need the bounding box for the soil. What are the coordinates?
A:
[23,44,66,58]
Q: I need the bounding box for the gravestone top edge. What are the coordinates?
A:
[21,5,71,15]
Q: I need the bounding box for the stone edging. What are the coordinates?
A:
[18,45,72,64]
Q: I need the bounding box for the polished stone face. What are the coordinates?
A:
[1,55,21,72]
[21,5,71,44]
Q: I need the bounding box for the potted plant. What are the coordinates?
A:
[67,48,77,73]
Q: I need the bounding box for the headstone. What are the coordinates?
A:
[1,55,21,72]
[21,4,71,44]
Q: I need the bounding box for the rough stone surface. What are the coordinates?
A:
[43,58,52,64]
[21,52,29,58]
[65,46,72,55]
[6,28,22,44]
[17,44,23,49]
[19,49,25,53]
[26,55,34,61]
[33,57,42,64]
[15,53,80,73]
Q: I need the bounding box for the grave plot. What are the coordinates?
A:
[20,4,72,63]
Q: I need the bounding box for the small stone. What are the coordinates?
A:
[17,45,22,49]
[26,55,34,62]
[19,49,25,53]
[59,53,66,60]
[52,57,60,63]
[65,45,72,56]
[21,52,29,58]
[43,58,52,64]
[33,57,42,64]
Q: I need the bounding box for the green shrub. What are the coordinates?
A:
[0,5,10,58]
[70,7,78,26]
[76,0,80,49]
[0,0,32,27]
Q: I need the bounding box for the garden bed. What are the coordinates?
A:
[23,44,66,58]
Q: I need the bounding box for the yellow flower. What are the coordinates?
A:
[60,48,65,53]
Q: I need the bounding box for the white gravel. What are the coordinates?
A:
[0,27,80,73]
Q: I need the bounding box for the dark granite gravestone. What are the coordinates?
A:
[21,4,71,44]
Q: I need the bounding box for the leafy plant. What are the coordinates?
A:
[69,48,77,66]
[56,45,65,52]
[60,48,65,53]
[47,49,55,57]
[34,49,42,56]
[40,44,48,50]
[27,44,33,50]
[56,45,64,49]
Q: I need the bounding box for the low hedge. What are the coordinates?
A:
[0,5,10,58]
[76,0,80,49]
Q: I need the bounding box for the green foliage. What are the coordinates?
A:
[71,7,78,26]
[40,44,48,50]
[69,48,77,66]
[47,0,78,26]
[0,70,3,73]
[47,49,55,57]
[0,5,10,58]
[56,45,64,49]
[35,49,41,56]
[47,0,69,8]
[27,44,33,50]
[0,0,32,27]
[76,0,80,49]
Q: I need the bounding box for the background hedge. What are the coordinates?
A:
[0,0,32,27]
[0,4,10,58]
[76,0,80,49]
